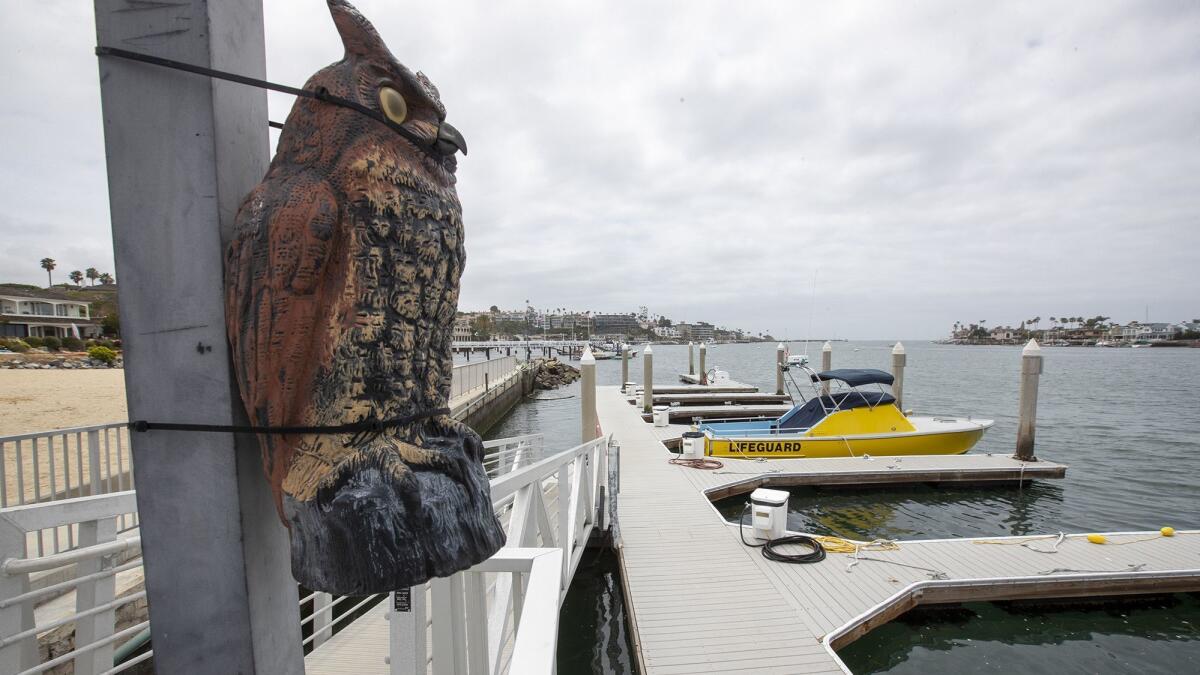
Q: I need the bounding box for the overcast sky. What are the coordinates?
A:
[3,1,1197,339]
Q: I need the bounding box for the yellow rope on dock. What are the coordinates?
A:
[814,536,900,554]
[974,531,1183,550]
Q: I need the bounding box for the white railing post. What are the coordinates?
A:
[607,439,620,542]
[311,591,333,649]
[73,517,118,675]
[388,586,425,675]
[464,573,488,674]
[427,571,453,672]
[86,429,102,496]
[505,550,563,674]
[557,465,571,587]
[0,519,35,672]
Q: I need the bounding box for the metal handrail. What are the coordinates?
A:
[0,422,128,444]
[0,432,611,675]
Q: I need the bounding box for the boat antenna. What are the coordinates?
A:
[804,269,818,357]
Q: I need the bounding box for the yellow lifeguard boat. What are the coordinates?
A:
[700,368,992,459]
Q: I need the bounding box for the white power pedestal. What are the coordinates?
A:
[750,488,788,541]
[652,405,670,427]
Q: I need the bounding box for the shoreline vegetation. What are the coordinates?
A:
[940,317,1200,348]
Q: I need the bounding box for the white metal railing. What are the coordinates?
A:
[482,433,545,480]
[0,424,137,556]
[0,432,617,675]
[0,491,145,675]
[385,434,616,674]
[451,356,521,402]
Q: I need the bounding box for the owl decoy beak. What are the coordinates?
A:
[436,121,468,156]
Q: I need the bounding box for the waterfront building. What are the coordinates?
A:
[453,315,474,341]
[593,313,639,334]
[989,326,1019,343]
[653,325,679,338]
[683,321,715,342]
[0,288,102,339]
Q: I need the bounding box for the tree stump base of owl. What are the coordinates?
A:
[282,423,505,595]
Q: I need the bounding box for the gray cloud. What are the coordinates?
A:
[2,1,1197,338]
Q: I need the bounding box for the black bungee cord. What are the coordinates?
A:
[94,46,444,159]
[128,407,450,448]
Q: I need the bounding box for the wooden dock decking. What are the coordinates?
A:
[597,385,1200,674]
[649,392,792,405]
[643,384,759,394]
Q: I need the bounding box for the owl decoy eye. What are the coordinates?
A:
[379,87,407,124]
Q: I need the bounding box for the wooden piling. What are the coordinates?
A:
[643,345,654,414]
[776,343,785,395]
[621,346,629,386]
[688,341,695,375]
[821,341,832,394]
[699,343,707,385]
[1016,339,1043,461]
[891,341,906,411]
[581,347,599,442]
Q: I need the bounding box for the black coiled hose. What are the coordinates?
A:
[739,503,826,564]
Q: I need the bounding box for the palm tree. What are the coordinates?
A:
[85,268,99,286]
[98,273,114,285]
[69,270,83,286]
[40,258,56,286]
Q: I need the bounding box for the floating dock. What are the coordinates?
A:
[640,403,795,424]
[644,384,759,394]
[597,385,1200,674]
[648,392,793,405]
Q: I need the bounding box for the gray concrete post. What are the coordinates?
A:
[821,341,833,394]
[891,341,907,412]
[93,2,302,672]
[1015,339,1043,461]
[699,343,707,385]
[776,343,786,395]
[581,348,599,442]
[643,345,654,414]
[688,341,695,375]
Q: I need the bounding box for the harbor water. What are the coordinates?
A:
[484,341,1200,674]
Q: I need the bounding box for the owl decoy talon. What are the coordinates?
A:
[436,121,467,156]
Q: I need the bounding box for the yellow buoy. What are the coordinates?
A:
[1086,533,1107,544]
[1161,527,1176,537]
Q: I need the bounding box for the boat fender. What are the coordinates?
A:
[1086,534,1107,544]
[1161,527,1176,537]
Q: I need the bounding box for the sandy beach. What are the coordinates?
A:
[1,369,130,505]
[0,369,128,436]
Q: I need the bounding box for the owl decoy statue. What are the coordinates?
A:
[225,0,504,594]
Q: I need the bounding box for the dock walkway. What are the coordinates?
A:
[598,385,1200,673]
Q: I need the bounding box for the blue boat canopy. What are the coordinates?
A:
[811,368,894,387]
[777,391,896,430]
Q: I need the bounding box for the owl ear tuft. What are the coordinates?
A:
[327,0,393,60]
